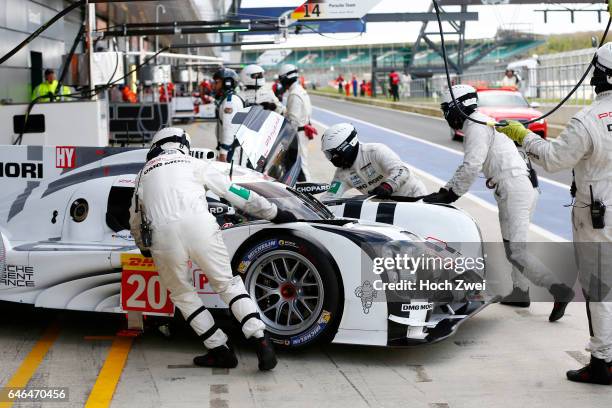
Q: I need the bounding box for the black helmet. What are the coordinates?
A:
[213,67,239,91]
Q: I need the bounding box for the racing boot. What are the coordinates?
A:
[193,344,238,368]
[500,286,530,308]
[566,356,612,385]
[548,283,575,322]
[250,332,277,371]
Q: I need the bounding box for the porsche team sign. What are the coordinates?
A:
[291,0,383,20]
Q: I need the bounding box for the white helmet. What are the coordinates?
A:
[279,63,298,82]
[592,42,612,89]
[241,64,265,88]
[441,84,478,130]
[441,84,477,105]
[148,127,191,160]
[321,123,359,168]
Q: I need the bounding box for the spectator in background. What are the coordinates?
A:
[272,79,284,100]
[121,84,138,103]
[199,79,212,97]
[337,74,345,93]
[389,70,400,102]
[31,69,70,102]
[159,82,175,103]
[501,69,521,89]
[352,75,358,97]
[344,81,350,97]
[110,85,123,103]
[366,81,372,97]
[360,80,367,97]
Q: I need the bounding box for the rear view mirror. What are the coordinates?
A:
[295,182,330,194]
[530,101,541,109]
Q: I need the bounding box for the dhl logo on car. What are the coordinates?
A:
[121,254,156,272]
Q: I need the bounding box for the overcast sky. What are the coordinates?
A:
[239,1,609,49]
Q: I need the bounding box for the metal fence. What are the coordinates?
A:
[302,54,595,106]
[398,61,595,105]
[533,63,594,103]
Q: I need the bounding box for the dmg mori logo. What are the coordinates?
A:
[56,146,76,168]
[0,162,43,178]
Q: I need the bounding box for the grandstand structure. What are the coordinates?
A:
[240,0,600,96]
[241,32,544,89]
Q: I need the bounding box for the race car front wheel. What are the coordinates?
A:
[234,234,342,348]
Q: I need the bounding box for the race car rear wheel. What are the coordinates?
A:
[234,234,342,349]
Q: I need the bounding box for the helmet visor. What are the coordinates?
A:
[323,149,335,161]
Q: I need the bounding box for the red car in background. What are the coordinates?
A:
[451,87,547,140]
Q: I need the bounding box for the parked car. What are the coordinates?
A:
[451,87,547,140]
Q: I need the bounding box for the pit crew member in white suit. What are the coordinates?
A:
[423,85,574,321]
[214,68,244,163]
[240,64,285,115]
[129,128,297,370]
[279,63,317,181]
[320,123,427,200]
[497,43,612,385]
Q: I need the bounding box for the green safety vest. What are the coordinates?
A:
[31,80,70,102]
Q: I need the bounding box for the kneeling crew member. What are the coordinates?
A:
[320,123,427,200]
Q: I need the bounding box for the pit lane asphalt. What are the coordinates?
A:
[0,301,606,408]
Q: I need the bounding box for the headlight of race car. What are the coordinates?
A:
[380,239,419,285]
[379,239,447,302]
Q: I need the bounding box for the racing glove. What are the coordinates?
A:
[260,101,277,111]
[370,182,394,198]
[303,124,318,140]
[422,188,460,204]
[271,208,298,224]
[496,120,529,145]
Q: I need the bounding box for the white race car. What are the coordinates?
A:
[0,145,490,348]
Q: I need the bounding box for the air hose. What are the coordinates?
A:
[432,0,612,128]
[0,1,85,66]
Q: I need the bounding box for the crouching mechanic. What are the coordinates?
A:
[496,43,612,385]
[129,128,298,370]
[320,123,426,200]
[423,85,574,321]
[240,64,285,115]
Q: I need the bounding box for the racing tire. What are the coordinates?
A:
[232,232,343,349]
